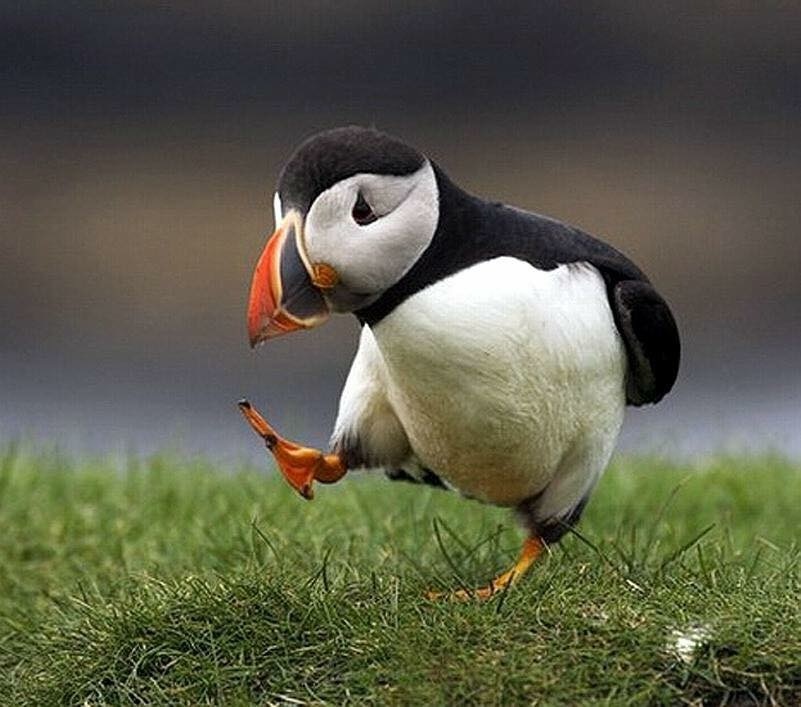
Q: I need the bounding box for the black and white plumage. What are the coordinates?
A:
[249,126,680,550]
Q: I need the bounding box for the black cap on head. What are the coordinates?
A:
[277,126,425,214]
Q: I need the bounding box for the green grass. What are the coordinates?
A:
[0,446,799,705]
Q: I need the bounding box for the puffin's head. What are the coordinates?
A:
[247,126,439,346]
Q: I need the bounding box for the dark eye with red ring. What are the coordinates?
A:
[352,192,377,226]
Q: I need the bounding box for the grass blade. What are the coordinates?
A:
[659,523,716,572]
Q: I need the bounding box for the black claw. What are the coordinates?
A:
[238,399,251,409]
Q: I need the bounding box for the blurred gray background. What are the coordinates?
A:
[2,2,800,463]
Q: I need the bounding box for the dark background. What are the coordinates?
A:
[2,2,800,462]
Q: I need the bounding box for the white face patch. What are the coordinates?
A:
[301,161,439,298]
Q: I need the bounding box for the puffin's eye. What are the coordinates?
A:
[352,192,378,226]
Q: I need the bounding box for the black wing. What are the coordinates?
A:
[610,279,680,405]
[517,214,681,406]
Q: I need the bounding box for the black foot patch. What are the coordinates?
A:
[386,467,448,490]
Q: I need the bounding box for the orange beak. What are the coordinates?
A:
[246,212,330,347]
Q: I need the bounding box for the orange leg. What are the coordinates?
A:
[238,399,346,500]
[427,535,544,601]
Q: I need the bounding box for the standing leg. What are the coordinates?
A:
[427,535,544,601]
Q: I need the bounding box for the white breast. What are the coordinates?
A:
[370,257,627,509]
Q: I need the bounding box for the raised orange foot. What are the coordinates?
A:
[238,399,346,500]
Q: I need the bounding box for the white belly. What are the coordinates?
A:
[371,257,627,507]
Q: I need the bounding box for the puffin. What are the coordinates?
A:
[239,126,680,599]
